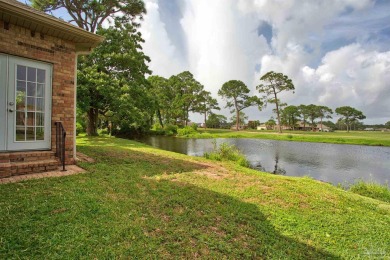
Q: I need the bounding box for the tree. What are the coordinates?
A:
[32,0,145,32]
[257,71,294,133]
[197,91,220,129]
[280,105,299,130]
[170,71,204,126]
[298,104,310,130]
[33,1,148,135]
[265,118,276,130]
[385,121,390,129]
[230,111,248,127]
[148,75,173,128]
[218,80,262,131]
[335,106,366,132]
[306,104,321,131]
[206,113,227,129]
[317,106,333,131]
[77,21,151,135]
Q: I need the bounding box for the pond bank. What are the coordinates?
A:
[180,129,390,147]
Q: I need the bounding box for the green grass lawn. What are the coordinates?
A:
[1,136,389,259]
[187,128,390,146]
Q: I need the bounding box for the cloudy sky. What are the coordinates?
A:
[138,0,390,124]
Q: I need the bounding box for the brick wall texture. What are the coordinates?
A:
[0,20,76,164]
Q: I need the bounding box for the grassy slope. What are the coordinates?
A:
[0,136,389,259]
[188,129,390,147]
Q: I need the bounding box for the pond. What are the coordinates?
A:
[135,136,390,186]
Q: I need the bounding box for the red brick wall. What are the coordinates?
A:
[0,20,76,164]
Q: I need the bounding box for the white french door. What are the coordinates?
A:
[0,54,52,151]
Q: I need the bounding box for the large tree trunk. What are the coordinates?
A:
[87,107,99,136]
[320,117,323,131]
[274,91,282,133]
[204,112,207,129]
[157,109,164,128]
[234,99,239,131]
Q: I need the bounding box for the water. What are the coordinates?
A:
[135,136,390,186]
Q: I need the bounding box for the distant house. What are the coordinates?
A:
[257,124,267,130]
[0,0,103,178]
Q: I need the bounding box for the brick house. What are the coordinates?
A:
[0,0,103,178]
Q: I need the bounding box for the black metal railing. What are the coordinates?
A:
[55,121,66,171]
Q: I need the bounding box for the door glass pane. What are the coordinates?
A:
[27,67,36,82]
[26,127,35,141]
[17,65,26,80]
[27,82,36,96]
[16,111,26,126]
[16,126,25,141]
[37,84,44,97]
[36,112,44,126]
[16,92,26,110]
[37,69,45,83]
[27,112,35,126]
[36,98,44,111]
[36,127,44,140]
[27,97,35,111]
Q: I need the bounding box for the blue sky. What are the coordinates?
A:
[139,0,390,124]
[24,0,390,124]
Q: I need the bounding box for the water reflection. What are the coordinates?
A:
[135,136,390,186]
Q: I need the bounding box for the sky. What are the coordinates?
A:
[138,0,390,124]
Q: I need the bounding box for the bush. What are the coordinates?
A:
[177,126,198,137]
[204,141,250,167]
[164,124,178,136]
[190,123,198,131]
[349,181,390,203]
[76,122,84,136]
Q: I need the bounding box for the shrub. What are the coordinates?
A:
[190,123,198,131]
[76,122,84,136]
[177,126,198,137]
[349,180,390,203]
[164,124,178,136]
[204,141,250,167]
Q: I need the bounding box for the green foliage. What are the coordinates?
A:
[218,80,262,130]
[163,124,178,136]
[76,122,84,136]
[281,105,300,130]
[206,113,228,129]
[32,0,145,32]
[204,141,250,167]
[177,126,198,137]
[349,181,390,203]
[77,20,151,135]
[386,121,390,128]
[257,71,295,133]
[335,106,366,132]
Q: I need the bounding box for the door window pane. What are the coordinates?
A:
[27,82,36,96]
[16,92,26,110]
[26,127,35,141]
[37,69,45,83]
[37,84,44,97]
[27,67,36,82]
[36,127,44,140]
[17,80,26,93]
[36,98,44,111]
[16,112,26,126]
[26,112,35,126]
[17,65,26,80]
[36,113,44,126]
[27,97,35,111]
[16,126,25,141]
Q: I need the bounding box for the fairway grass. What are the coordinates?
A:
[1,136,389,259]
[186,129,390,147]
